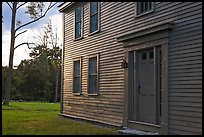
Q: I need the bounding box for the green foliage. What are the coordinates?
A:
[3,2,58,106]
[2,20,62,102]
[2,66,9,98]
[2,102,117,135]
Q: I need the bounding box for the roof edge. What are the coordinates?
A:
[58,2,74,12]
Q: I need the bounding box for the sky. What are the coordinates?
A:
[2,2,63,67]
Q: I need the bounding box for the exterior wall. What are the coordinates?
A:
[61,2,202,134]
[167,3,202,135]
[62,2,126,126]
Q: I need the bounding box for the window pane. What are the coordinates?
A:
[88,56,97,94]
[75,7,81,23]
[137,2,152,15]
[137,2,141,15]
[90,2,98,16]
[145,2,148,11]
[142,53,146,60]
[75,6,82,38]
[89,75,97,93]
[90,14,98,33]
[149,51,154,59]
[149,2,152,10]
[141,2,144,13]
[90,2,99,33]
[74,77,80,93]
[75,22,81,38]
[89,57,97,74]
[73,60,80,93]
[74,60,80,76]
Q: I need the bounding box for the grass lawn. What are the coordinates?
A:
[2,102,118,135]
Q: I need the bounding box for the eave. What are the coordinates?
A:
[58,2,74,12]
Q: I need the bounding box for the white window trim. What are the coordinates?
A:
[89,2,100,35]
[73,4,84,40]
[72,57,82,95]
[87,53,99,95]
[134,2,154,18]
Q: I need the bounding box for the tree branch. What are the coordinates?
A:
[15,2,57,32]
[6,2,13,10]
[16,2,27,10]
[15,30,27,38]
[14,42,36,50]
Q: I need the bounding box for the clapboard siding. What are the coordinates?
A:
[167,2,202,135]
[61,2,202,135]
[62,2,126,126]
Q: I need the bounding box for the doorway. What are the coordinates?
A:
[128,47,161,125]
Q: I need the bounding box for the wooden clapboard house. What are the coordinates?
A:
[58,2,202,135]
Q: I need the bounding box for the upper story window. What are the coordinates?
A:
[89,2,100,34]
[75,6,83,39]
[135,2,154,16]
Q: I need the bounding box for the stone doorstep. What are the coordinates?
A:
[117,128,159,135]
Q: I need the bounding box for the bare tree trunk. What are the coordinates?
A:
[54,69,59,103]
[3,2,17,106]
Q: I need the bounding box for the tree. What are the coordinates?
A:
[3,2,58,106]
[30,20,62,102]
[2,66,9,99]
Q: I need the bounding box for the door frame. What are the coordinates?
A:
[123,44,168,134]
[117,21,174,135]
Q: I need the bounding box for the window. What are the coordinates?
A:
[73,59,81,94]
[135,2,154,16]
[142,53,147,60]
[89,2,100,34]
[75,6,83,39]
[149,51,154,59]
[88,55,98,95]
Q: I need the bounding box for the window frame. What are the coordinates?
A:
[74,5,83,40]
[87,54,99,95]
[72,57,82,95]
[89,2,100,35]
[134,2,154,17]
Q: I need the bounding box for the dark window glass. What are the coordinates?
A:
[73,60,80,93]
[90,14,98,33]
[142,53,146,60]
[137,2,153,15]
[149,51,154,59]
[88,57,97,94]
[90,2,98,15]
[90,2,99,33]
[75,6,82,39]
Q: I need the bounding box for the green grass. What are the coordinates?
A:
[2,102,118,135]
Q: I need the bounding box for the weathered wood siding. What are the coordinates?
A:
[167,2,202,135]
[63,2,126,126]
[62,2,202,134]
